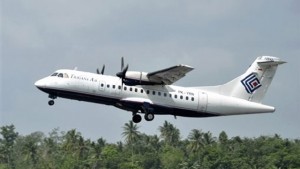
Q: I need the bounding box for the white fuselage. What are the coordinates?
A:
[35,69,275,119]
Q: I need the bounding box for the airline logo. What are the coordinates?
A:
[241,73,262,94]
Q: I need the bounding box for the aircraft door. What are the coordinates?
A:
[198,91,208,112]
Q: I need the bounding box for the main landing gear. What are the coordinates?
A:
[132,102,155,123]
[132,113,142,123]
[48,94,57,106]
[132,112,155,123]
[144,113,155,121]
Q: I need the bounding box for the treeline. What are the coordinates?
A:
[0,121,300,169]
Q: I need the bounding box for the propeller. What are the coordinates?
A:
[97,64,105,75]
[116,57,128,86]
[116,64,128,79]
[121,57,124,71]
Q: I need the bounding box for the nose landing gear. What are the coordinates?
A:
[48,94,57,106]
[48,100,55,106]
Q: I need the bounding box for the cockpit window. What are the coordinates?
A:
[63,73,69,78]
[58,73,63,78]
[50,72,69,78]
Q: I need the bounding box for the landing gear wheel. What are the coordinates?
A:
[49,94,57,100]
[48,100,55,106]
[132,114,142,123]
[144,113,155,121]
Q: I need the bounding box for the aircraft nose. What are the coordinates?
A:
[34,79,46,88]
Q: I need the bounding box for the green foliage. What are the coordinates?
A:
[159,121,180,146]
[0,123,300,169]
[0,125,18,169]
[160,145,184,169]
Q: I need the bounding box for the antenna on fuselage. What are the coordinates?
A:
[74,67,78,71]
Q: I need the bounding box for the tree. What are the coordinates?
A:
[122,121,141,146]
[202,131,215,146]
[1,123,300,169]
[188,129,204,153]
[21,132,44,168]
[61,129,83,169]
[160,145,184,169]
[122,121,141,168]
[0,125,19,168]
[101,144,120,169]
[218,131,228,145]
[159,121,180,146]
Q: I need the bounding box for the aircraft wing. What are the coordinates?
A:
[147,65,194,85]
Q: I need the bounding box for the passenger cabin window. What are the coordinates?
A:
[135,88,138,92]
[141,89,144,93]
[186,96,189,100]
[158,92,161,96]
[118,86,121,90]
[124,86,127,91]
[180,95,183,99]
[146,90,150,94]
[113,85,116,89]
[152,91,156,95]
[191,97,194,101]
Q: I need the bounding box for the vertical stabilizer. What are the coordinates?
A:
[220,56,286,103]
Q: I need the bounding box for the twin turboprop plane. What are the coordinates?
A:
[35,56,285,123]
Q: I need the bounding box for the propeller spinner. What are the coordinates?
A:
[116,57,129,85]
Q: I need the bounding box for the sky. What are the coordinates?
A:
[1,0,300,142]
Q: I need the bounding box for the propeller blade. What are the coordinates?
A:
[116,64,129,78]
[97,64,105,75]
[121,57,124,71]
[116,57,128,87]
[123,64,128,76]
[116,71,124,78]
[101,64,105,74]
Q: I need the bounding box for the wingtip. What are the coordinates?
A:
[179,64,194,69]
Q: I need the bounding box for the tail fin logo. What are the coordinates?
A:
[241,73,262,94]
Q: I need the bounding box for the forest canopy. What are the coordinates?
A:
[0,121,299,169]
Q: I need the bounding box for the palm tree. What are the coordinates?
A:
[122,121,141,146]
[63,129,81,153]
[188,129,204,153]
[122,121,141,166]
[159,121,180,146]
[218,131,228,144]
[203,131,215,146]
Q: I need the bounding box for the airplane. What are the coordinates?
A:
[35,56,286,123]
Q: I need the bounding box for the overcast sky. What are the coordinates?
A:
[1,0,300,142]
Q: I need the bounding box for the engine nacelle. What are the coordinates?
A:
[123,71,162,86]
